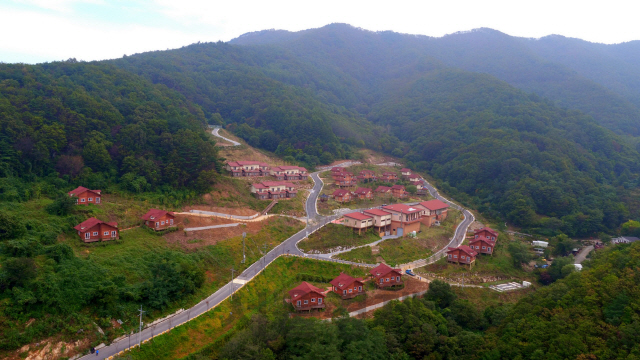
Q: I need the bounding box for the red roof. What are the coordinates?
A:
[375,186,391,192]
[363,209,392,217]
[401,168,411,172]
[470,236,496,245]
[288,282,325,298]
[333,189,350,197]
[369,263,401,277]
[382,204,422,214]
[227,161,269,167]
[410,180,423,186]
[252,183,268,189]
[344,212,372,221]
[74,217,117,231]
[141,209,175,221]
[261,181,296,187]
[68,186,101,196]
[419,199,449,211]
[272,165,307,172]
[354,187,372,195]
[475,227,499,237]
[330,273,361,290]
[382,172,396,176]
[331,167,345,172]
[391,185,405,190]
[447,245,478,257]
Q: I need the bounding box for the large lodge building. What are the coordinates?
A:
[342,202,445,237]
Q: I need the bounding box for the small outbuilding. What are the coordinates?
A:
[141,209,176,230]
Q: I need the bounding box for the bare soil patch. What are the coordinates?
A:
[182,204,258,216]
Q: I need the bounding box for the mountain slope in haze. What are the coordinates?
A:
[231,24,640,137]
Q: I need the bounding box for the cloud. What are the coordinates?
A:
[12,0,104,12]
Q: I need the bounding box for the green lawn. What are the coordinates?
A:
[119,257,369,360]
[297,224,381,254]
[334,210,461,266]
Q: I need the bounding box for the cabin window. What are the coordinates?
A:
[396,276,400,282]
[111,231,116,237]
[349,289,353,293]
[104,231,109,236]
[85,233,90,239]
[482,246,486,250]
[304,300,308,304]
[453,255,458,259]
[358,286,362,291]
[343,290,347,295]
[448,254,452,258]
[488,247,491,251]
[380,278,383,283]
[96,197,100,203]
[318,298,322,304]
[475,235,478,239]
[297,300,301,306]
[155,222,159,228]
[81,198,86,202]
[311,298,315,302]
[385,278,389,282]
[170,219,174,225]
[93,232,98,236]
[461,256,465,260]
[88,197,93,202]
[161,221,165,225]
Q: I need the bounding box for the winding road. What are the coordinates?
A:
[211,126,241,146]
[81,162,474,360]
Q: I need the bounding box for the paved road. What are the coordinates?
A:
[81,167,472,359]
[211,126,241,146]
[574,245,594,264]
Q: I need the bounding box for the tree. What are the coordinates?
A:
[45,195,77,216]
[405,185,417,195]
[1,257,37,287]
[551,234,578,257]
[425,279,456,308]
[0,211,25,240]
[507,241,531,268]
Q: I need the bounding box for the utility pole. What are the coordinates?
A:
[462,273,465,289]
[138,305,145,348]
[241,232,246,264]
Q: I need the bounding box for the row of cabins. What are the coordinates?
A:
[331,184,411,203]
[288,264,403,312]
[330,167,426,195]
[250,181,298,199]
[446,227,499,267]
[225,161,308,180]
[342,199,450,236]
[73,209,176,242]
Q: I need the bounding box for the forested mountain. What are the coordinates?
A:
[0,60,222,198]
[232,24,640,137]
[3,23,640,235]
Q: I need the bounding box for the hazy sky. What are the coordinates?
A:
[2,0,639,64]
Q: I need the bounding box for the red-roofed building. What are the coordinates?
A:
[363,208,392,235]
[357,170,377,183]
[400,168,412,177]
[251,181,297,200]
[391,185,407,198]
[407,173,421,182]
[141,209,176,230]
[334,171,357,187]
[381,172,399,182]
[343,212,373,234]
[447,246,478,267]
[68,186,102,205]
[288,282,326,312]
[469,237,496,255]
[370,263,403,288]
[474,228,498,241]
[416,199,450,227]
[382,204,422,236]
[353,187,374,201]
[74,217,119,242]
[225,161,270,177]
[271,166,308,181]
[375,186,392,196]
[330,273,365,299]
[332,189,351,203]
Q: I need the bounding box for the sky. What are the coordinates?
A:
[1,0,640,64]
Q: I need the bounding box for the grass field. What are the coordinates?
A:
[297,224,381,254]
[118,257,370,360]
[334,210,462,265]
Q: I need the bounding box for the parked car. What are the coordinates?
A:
[405,269,416,276]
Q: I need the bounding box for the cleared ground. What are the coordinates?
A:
[297,223,381,254]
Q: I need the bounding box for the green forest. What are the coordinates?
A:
[204,242,640,360]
